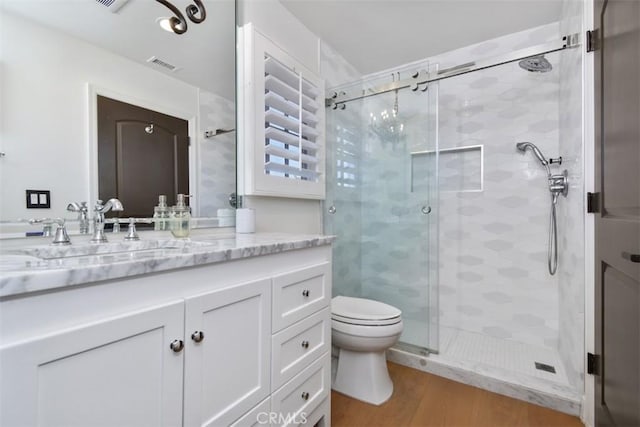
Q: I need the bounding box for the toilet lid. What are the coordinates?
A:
[331,296,402,322]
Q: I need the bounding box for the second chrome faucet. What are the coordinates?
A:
[90,198,124,243]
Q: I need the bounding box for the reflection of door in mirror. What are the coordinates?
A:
[97,96,189,219]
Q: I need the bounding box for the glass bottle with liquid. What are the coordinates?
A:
[153,195,170,231]
[170,194,191,238]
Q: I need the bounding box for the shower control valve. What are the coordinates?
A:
[548,170,569,198]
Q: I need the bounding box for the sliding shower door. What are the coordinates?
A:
[325,63,439,353]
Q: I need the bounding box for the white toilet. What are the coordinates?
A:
[331,296,403,405]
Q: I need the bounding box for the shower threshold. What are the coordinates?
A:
[387,328,582,416]
[394,341,433,357]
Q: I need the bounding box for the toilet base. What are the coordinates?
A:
[332,348,393,405]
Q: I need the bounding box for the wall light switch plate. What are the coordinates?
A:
[26,190,50,209]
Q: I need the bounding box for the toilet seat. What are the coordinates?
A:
[332,296,401,326]
[331,313,401,326]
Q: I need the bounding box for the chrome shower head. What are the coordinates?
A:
[519,55,552,73]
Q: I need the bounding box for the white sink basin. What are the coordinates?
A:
[15,239,214,260]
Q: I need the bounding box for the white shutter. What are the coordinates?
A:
[239,24,326,199]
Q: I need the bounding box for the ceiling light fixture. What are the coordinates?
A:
[155,0,206,35]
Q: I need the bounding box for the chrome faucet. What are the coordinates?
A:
[51,219,71,245]
[28,218,54,237]
[28,218,71,244]
[67,202,89,234]
[91,198,124,243]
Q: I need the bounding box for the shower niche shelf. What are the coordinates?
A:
[411,144,484,193]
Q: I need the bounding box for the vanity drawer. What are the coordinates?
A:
[272,307,330,390]
[272,263,331,332]
[271,352,330,427]
[230,396,271,427]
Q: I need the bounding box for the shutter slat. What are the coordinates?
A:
[265,144,318,164]
[265,110,319,139]
[265,127,318,152]
[265,56,319,99]
[265,92,318,125]
[265,162,320,180]
[265,75,318,113]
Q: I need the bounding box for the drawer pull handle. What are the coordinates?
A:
[302,289,310,297]
[301,391,310,401]
[191,331,205,343]
[301,340,310,349]
[170,339,184,353]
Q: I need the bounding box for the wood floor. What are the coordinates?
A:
[331,362,583,427]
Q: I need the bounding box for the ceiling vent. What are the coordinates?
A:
[147,56,180,72]
[95,0,130,13]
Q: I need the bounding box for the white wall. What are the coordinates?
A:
[0,12,234,222]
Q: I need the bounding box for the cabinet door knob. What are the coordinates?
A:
[301,391,310,401]
[170,339,184,353]
[191,331,205,343]
[302,289,310,297]
[301,340,310,349]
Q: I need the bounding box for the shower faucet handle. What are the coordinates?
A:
[549,157,563,165]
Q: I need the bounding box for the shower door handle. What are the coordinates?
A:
[622,252,640,263]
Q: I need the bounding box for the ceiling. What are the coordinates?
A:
[280,0,563,74]
[2,0,236,100]
[2,0,563,96]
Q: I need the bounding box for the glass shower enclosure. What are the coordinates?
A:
[324,62,440,354]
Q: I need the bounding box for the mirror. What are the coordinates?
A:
[0,0,236,227]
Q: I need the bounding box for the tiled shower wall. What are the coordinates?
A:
[322,42,364,298]
[434,23,564,349]
[558,0,585,390]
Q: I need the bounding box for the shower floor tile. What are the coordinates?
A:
[438,326,570,386]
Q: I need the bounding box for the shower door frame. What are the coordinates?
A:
[326,33,581,108]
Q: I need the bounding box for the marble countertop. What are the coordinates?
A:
[0,232,334,298]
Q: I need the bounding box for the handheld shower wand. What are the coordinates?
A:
[515,142,568,275]
[516,142,550,175]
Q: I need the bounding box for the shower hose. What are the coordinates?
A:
[548,193,559,275]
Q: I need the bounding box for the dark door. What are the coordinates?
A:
[594,0,640,425]
[97,96,189,218]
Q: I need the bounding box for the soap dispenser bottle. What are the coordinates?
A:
[153,195,170,231]
[170,193,191,238]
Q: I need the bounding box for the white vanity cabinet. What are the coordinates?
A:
[0,243,332,427]
[0,300,186,427]
[183,279,271,427]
